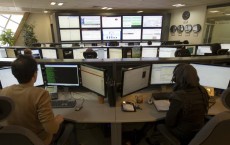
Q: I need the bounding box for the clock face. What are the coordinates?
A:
[182,11,190,20]
[177,25,184,33]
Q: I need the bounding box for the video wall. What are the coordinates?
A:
[57,15,163,42]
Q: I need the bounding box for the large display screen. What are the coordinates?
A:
[58,16,80,28]
[122,29,141,40]
[80,16,101,28]
[103,29,121,40]
[82,29,101,41]
[123,16,142,28]
[102,16,121,28]
[143,16,162,27]
[60,29,81,41]
[142,29,161,40]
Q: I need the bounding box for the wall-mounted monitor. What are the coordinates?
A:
[191,64,230,89]
[121,65,151,96]
[102,29,121,40]
[142,29,161,40]
[123,16,142,28]
[122,29,141,40]
[143,16,162,27]
[0,64,44,88]
[20,49,41,59]
[141,47,158,58]
[0,48,7,58]
[102,16,121,28]
[58,16,80,28]
[73,48,87,59]
[196,46,211,55]
[158,47,177,57]
[82,29,101,41]
[41,49,58,59]
[60,29,81,41]
[45,64,79,86]
[108,48,122,58]
[150,64,177,84]
[80,16,101,28]
[80,64,107,96]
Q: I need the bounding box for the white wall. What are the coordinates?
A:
[15,13,52,46]
[169,5,207,44]
[212,21,230,43]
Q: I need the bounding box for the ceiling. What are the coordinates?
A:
[0,0,229,13]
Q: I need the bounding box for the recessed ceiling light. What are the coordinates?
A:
[58,3,64,6]
[107,8,113,10]
[102,7,108,9]
[172,4,185,7]
[137,11,143,13]
[50,2,56,5]
[44,10,49,13]
[209,10,220,13]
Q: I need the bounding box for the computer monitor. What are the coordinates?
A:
[60,29,81,41]
[196,46,211,55]
[123,16,142,28]
[191,64,230,89]
[150,63,177,84]
[41,49,58,59]
[102,16,121,28]
[81,29,101,41]
[20,49,41,58]
[0,48,7,58]
[80,64,107,96]
[159,47,177,57]
[80,16,101,28]
[143,16,162,27]
[142,29,161,40]
[92,48,107,59]
[122,29,141,40]
[73,48,87,59]
[221,44,230,51]
[6,48,16,58]
[121,65,151,96]
[108,48,122,58]
[44,64,79,86]
[0,64,44,88]
[102,29,121,40]
[141,47,158,58]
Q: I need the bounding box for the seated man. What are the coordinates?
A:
[0,55,64,145]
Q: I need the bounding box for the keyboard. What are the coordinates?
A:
[51,99,76,108]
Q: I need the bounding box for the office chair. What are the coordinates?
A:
[156,87,230,145]
[217,49,229,55]
[0,96,76,145]
[174,49,191,57]
[83,50,97,59]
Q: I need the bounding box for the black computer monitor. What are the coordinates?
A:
[0,48,7,58]
[44,64,79,86]
[150,64,177,84]
[141,47,158,58]
[0,64,44,88]
[108,48,122,58]
[158,47,177,57]
[41,48,58,59]
[80,64,107,97]
[121,65,151,96]
[191,64,230,89]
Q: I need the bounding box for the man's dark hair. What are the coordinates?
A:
[11,55,38,84]
[172,63,200,91]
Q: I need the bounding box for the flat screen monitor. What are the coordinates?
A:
[60,29,81,41]
[73,48,87,59]
[122,29,141,40]
[159,47,177,57]
[58,16,80,28]
[92,48,107,59]
[45,64,79,86]
[80,16,101,28]
[123,16,142,28]
[61,44,73,47]
[191,64,230,89]
[121,65,151,96]
[150,64,177,84]
[196,46,211,55]
[108,48,122,58]
[142,29,161,40]
[82,29,101,41]
[141,47,158,58]
[6,49,16,58]
[0,64,44,88]
[102,29,121,40]
[186,46,196,55]
[143,16,162,27]
[41,49,57,59]
[80,64,107,96]
[221,44,230,51]
[20,49,41,59]
[152,42,161,46]
[0,48,7,58]
[102,16,121,28]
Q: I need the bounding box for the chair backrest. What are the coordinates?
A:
[188,88,230,145]
[83,51,97,59]
[0,96,44,145]
[174,49,191,57]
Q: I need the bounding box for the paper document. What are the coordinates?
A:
[153,100,170,111]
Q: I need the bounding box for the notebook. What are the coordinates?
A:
[153,100,170,111]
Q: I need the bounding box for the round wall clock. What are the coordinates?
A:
[185,24,192,33]
[170,25,177,33]
[182,11,190,20]
[193,24,202,33]
[177,25,184,33]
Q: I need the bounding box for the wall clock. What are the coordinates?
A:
[185,24,192,33]
[170,25,177,33]
[193,24,202,33]
[182,11,190,20]
[177,25,184,33]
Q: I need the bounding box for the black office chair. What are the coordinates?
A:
[83,50,97,59]
[156,87,230,145]
[174,49,191,57]
[0,96,76,145]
